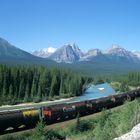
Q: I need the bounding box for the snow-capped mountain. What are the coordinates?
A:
[105,44,139,63]
[105,44,132,57]
[49,44,83,63]
[33,47,57,58]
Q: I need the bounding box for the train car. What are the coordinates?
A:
[0,110,24,132]
[43,103,76,123]
[0,107,40,132]
[72,101,88,116]
[22,108,40,127]
[43,103,65,122]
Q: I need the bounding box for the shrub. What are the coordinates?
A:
[31,120,46,140]
[45,129,65,140]
[70,114,93,134]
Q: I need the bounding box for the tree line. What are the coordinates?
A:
[0,65,92,105]
[113,71,140,92]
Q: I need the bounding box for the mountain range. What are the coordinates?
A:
[1,37,140,75]
[33,43,140,64]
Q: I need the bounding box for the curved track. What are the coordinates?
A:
[0,89,140,135]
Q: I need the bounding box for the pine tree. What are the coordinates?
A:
[49,75,59,97]
[9,84,13,98]
[31,120,46,140]
[18,79,25,99]
[37,85,42,99]
[24,83,30,102]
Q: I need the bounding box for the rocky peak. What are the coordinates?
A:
[106,44,133,57]
[49,43,82,63]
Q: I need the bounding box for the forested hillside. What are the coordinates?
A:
[0,65,91,105]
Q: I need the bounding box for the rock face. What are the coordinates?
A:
[114,123,140,140]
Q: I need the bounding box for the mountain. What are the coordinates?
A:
[105,44,139,64]
[0,37,56,66]
[32,47,57,58]
[81,49,104,61]
[0,37,36,59]
[49,44,83,63]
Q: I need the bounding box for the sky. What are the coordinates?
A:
[0,0,140,52]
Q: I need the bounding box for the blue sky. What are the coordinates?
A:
[0,0,140,52]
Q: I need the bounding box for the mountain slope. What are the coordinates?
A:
[0,37,57,66]
[0,37,36,59]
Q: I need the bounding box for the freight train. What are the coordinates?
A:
[0,88,140,133]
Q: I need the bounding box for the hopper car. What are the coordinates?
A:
[0,89,140,133]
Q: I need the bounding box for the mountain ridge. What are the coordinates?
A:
[32,44,140,64]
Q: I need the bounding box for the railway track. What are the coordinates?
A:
[0,88,140,136]
[0,104,124,138]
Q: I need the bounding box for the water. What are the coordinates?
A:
[69,83,116,102]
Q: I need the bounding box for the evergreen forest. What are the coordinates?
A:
[0,65,91,105]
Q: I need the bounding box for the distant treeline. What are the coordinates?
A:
[114,71,140,90]
[118,71,140,86]
[0,65,92,105]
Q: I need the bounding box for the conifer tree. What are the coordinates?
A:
[24,83,30,101]
[9,84,13,98]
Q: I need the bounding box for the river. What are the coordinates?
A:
[69,83,116,102]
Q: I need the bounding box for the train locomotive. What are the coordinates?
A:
[0,88,140,133]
